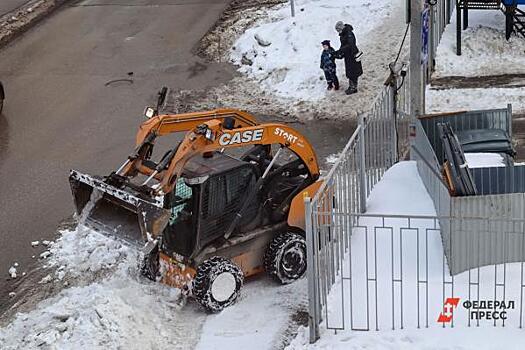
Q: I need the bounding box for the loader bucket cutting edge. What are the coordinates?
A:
[69,170,171,247]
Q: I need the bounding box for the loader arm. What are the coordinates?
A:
[154,120,320,194]
[135,109,259,145]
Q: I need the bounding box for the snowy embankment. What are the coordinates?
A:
[287,161,525,349]
[227,0,407,118]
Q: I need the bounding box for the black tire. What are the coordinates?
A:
[140,244,160,281]
[264,232,307,284]
[193,256,244,312]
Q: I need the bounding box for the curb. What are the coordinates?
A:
[0,0,72,49]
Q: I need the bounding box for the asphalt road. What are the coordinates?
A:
[0,0,236,302]
[0,0,30,17]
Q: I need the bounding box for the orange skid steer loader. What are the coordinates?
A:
[69,107,322,311]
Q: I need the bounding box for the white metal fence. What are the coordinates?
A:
[304,72,411,341]
[306,212,525,335]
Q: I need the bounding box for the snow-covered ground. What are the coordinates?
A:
[214,0,408,119]
[434,8,525,78]
[0,226,307,349]
[427,86,525,113]
[231,0,401,101]
[287,161,525,349]
[289,326,525,349]
[428,8,525,114]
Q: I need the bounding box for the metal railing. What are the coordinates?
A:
[307,213,525,333]
[302,0,521,342]
[305,74,411,341]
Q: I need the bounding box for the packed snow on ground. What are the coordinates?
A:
[226,0,407,119]
[287,161,525,349]
[0,224,308,349]
[0,226,202,349]
[45,226,129,280]
[196,278,308,350]
[288,325,525,350]
[434,8,525,78]
[426,86,525,113]
[465,152,505,168]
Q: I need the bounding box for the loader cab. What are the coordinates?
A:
[162,152,260,258]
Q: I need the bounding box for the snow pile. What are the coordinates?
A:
[0,226,195,349]
[0,268,187,349]
[46,226,129,280]
[231,0,401,101]
[434,9,525,78]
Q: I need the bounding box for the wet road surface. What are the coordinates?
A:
[0,0,356,311]
[0,0,236,307]
[0,0,30,16]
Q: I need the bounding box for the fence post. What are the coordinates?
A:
[305,196,320,343]
[358,116,367,213]
[390,85,399,164]
[508,103,513,139]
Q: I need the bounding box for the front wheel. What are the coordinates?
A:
[193,256,244,312]
[264,232,307,284]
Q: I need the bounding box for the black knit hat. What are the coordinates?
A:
[321,40,331,46]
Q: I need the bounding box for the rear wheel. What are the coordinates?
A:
[193,256,244,312]
[264,232,307,284]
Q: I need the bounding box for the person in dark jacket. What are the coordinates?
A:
[334,21,363,95]
[320,40,339,91]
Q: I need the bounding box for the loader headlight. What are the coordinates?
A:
[144,107,157,119]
